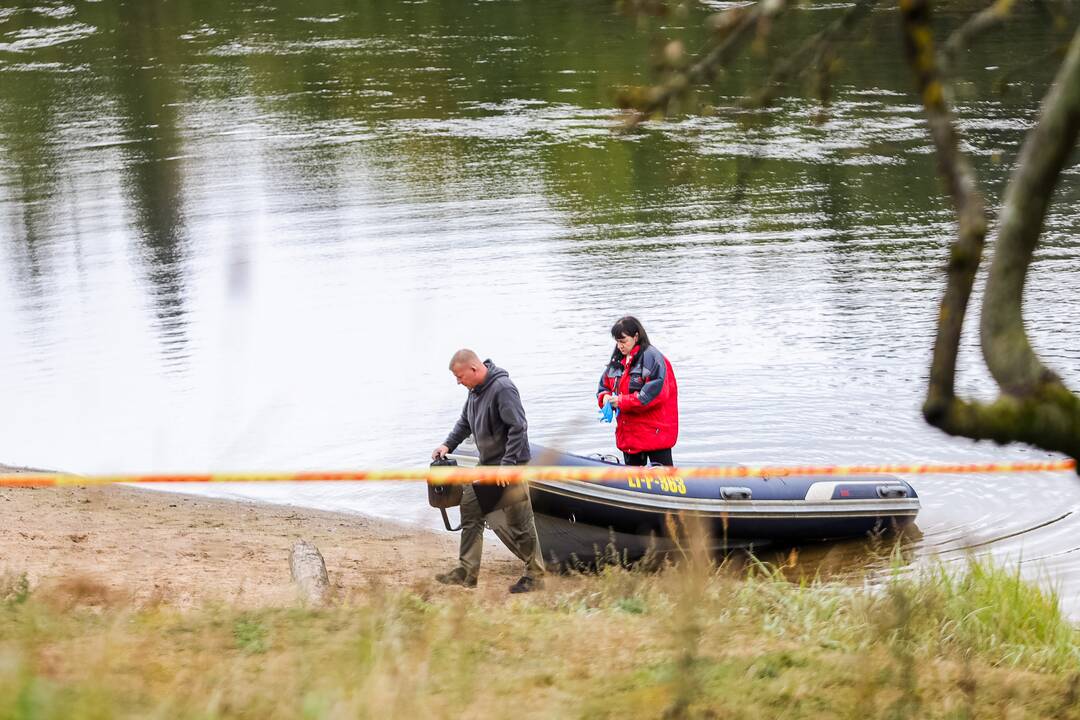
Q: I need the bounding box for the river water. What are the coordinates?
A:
[2,0,1079,609]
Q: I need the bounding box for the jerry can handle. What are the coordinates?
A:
[440,508,462,532]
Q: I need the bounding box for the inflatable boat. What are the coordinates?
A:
[446,443,920,568]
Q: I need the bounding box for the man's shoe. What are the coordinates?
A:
[509,576,543,594]
[435,567,476,588]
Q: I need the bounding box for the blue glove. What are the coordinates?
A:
[599,401,618,423]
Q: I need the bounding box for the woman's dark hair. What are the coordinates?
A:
[610,316,650,361]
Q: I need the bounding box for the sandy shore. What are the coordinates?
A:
[0,463,532,606]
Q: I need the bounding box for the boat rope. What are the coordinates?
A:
[0,458,1075,488]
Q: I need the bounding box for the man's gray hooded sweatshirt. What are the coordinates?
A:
[444,360,531,514]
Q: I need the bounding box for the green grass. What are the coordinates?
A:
[1,553,1078,719]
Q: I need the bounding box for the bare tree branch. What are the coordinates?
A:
[614,0,1080,462]
[899,0,988,417]
[940,0,1017,76]
[906,4,1080,462]
[620,0,788,128]
[927,30,1080,461]
[981,28,1080,393]
[746,0,881,109]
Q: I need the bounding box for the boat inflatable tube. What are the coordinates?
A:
[446,443,920,569]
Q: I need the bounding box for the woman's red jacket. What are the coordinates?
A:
[596,345,679,454]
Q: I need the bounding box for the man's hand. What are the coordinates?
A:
[495,464,517,486]
[432,444,450,461]
[608,394,621,408]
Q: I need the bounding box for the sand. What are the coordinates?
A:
[0,464,533,606]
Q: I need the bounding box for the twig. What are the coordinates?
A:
[623,0,788,129]
[745,0,881,109]
[940,0,1017,76]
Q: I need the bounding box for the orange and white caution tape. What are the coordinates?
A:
[0,458,1075,488]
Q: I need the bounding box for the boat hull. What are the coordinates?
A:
[528,479,917,568]
[449,444,920,569]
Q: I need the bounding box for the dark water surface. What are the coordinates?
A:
[2,1,1080,610]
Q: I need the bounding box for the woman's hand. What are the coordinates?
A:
[608,394,620,408]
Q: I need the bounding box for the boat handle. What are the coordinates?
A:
[876,485,909,499]
[720,487,753,501]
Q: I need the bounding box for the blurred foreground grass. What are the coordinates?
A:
[1,551,1078,720]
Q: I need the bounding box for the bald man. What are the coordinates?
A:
[432,350,545,593]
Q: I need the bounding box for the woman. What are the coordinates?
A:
[596,316,679,466]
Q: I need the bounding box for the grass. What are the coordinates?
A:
[1,551,1078,720]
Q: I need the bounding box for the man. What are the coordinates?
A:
[432,349,545,593]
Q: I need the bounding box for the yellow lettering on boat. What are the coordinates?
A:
[627,476,686,495]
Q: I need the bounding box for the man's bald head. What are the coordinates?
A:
[449,349,480,370]
[449,349,488,389]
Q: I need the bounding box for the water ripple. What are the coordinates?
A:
[0,22,95,53]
